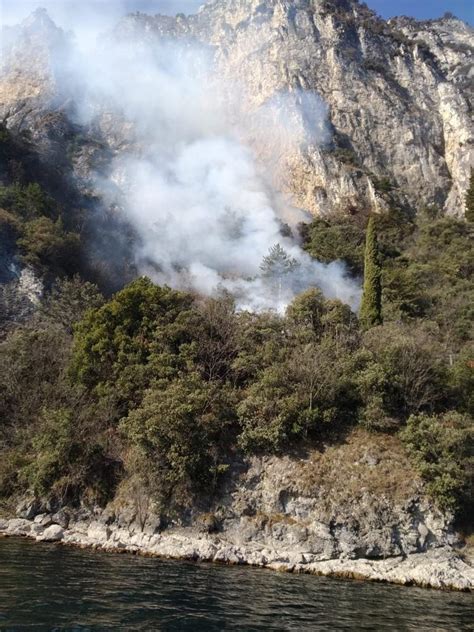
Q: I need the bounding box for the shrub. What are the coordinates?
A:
[71,277,195,413]
[359,323,448,424]
[120,374,235,509]
[401,412,473,515]
[17,217,80,275]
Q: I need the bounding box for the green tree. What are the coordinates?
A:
[301,216,365,275]
[465,168,474,223]
[260,243,301,306]
[237,336,358,454]
[17,217,80,275]
[71,278,195,414]
[359,217,382,329]
[260,243,300,279]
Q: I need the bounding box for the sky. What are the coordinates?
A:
[367,0,473,24]
[0,0,473,26]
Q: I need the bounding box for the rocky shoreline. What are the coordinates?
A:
[1,512,473,592]
[2,434,473,593]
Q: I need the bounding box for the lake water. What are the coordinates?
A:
[0,537,472,631]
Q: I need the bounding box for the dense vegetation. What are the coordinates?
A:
[0,123,472,522]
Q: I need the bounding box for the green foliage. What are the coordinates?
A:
[259,244,300,297]
[0,182,58,221]
[0,326,72,444]
[358,323,448,429]
[359,217,382,329]
[0,208,21,246]
[465,169,474,223]
[0,188,472,524]
[449,344,474,416]
[301,216,365,275]
[71,277,195,413]
[373,177,394,193]
[401,412,473,514]
[17,217,80,275]
[383,217,474,345]
[0,180,83,278]
[237,336,358,454]
[121,374,235,509]
[23,406,118,503]
[231,311,286,386]
[237,293,360,454]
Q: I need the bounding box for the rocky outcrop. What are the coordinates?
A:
[2,513,472,591]
[1,2,472,219]
[114,0,474,216]
[2,430,473,591]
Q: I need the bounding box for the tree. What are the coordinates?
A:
[71,278,195,414]
[260,243,301,306]
[260,243,300,279]
[465,169,474,223]
[359,323,448,426]
[401,411,473,515]
[301,217,365,275]
[359,217,382,329]
[40,276,104,334]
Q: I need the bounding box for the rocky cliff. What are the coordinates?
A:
[2,429,473,590]
[1,1,473,220]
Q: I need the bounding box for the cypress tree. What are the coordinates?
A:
[359,216,382,329]
[465,169,474,223]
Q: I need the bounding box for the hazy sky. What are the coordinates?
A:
[0,0,472,27]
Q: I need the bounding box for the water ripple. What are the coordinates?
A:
[0,538,472,631]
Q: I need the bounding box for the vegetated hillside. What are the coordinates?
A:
[0,1,472,570]
[0,159,473,528]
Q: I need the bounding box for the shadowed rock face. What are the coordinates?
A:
[0,1,472,220]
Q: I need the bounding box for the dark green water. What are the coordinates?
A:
[0,537,473,631]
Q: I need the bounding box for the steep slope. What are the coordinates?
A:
[114,0,474,216]
[1,2,472,220]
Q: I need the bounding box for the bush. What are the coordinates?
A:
[24,406,120,503]
[40,275,105,334]
[0,326,73,444]
[237,336,358,453]
[360,323,448,424]
[401,412,473,515]
[121,374,235,509]
[0,182,58,221]
[17,217,80,275]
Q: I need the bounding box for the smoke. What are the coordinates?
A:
[3,4,362,313]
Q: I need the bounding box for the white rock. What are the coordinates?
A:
[39,524,64,542]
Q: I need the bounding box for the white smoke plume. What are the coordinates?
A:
[3,3,362,313]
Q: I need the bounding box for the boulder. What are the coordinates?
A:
[51,510,70,529]
[16,498,41,520]
[6,518,31,535]
[34,513,54,527]
[39,524,64,542]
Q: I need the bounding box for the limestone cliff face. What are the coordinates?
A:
[115,0,473,216]
[0,1,472,219]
